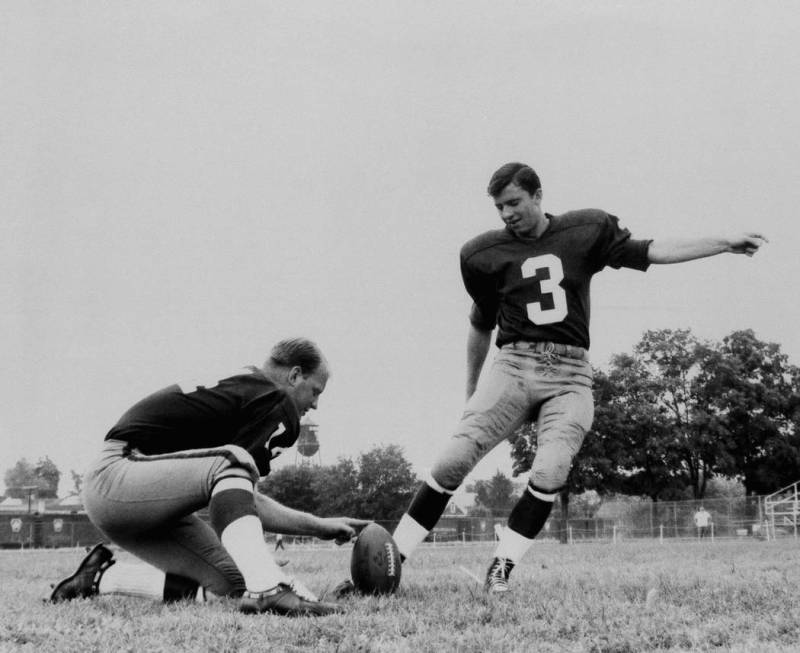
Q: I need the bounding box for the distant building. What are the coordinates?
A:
[0,494,84,513]
[445,490,477,516]
[0,497,24,512]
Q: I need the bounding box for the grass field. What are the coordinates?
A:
[1,538,799,652]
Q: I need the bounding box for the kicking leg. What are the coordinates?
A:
[393,472,455,561]
[394,351,529,560]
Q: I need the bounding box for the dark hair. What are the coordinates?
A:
[487,162,541,197]
[269,338,323,375]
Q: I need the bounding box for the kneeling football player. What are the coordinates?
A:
[50,338,368,616]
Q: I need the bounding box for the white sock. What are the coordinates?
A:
[219,516,290,592]
[98,562,166,600]
[393,513,430,560]
[212,477,289,593]
[493,526,535,564]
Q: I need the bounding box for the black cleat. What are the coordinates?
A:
[484,557,515,594]
[50,543,115,602]
[239,583,344,617]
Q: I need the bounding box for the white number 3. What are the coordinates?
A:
[520,254,567,325]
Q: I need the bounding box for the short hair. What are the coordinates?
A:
[269,338,324,375]
[487,162,541,197]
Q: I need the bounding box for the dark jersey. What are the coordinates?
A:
[105,368,299,477]
[460,210,652,350]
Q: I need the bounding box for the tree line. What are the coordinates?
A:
[3,457,65,499]
[5,328,799,525]
[257,444,419,522]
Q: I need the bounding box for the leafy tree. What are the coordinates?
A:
[312,457,360,517]
[594,328,800,499]
[34,457,61,498]
[701,329,800,494]
[703,476,745,499]
[568,490,602,518]
[632,329,727,499]
[592,354,689,500]
[4,459,36,499]
[355,445,418,522]
[4,456,60,499]
[257,445,418,525]
[258,464,319,514]
[472,470,515,516]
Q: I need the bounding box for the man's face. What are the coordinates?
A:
[286,364,329,416]
[493,183,544,237]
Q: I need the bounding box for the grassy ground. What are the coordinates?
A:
[1,538,798,652]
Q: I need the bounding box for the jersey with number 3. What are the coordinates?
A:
[461,210,652,350]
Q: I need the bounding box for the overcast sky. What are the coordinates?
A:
[3,1,799,496]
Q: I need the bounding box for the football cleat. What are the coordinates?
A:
[484,557,515,594]
[288,578,317,602]
[49,542,115,602]
[327,578,355,600]
[239,583,344,617]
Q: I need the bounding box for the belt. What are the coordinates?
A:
[504,341,588,361]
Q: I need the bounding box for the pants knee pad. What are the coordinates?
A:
[214,445,259,484]
[530,450,574,490]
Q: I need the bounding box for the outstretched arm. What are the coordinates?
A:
[466,323,493,400]
[648,233,767,264]
[254,492,370,544]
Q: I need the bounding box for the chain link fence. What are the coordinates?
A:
[556,495,770,542]
[404,495,791,546]
[0,495,794,549]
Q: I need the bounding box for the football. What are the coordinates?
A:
[350,523,402,594]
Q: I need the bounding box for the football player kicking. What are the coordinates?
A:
[392,162,767,593]
[50,338,369,616]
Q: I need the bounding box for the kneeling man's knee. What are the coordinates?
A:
[213,445,259,485]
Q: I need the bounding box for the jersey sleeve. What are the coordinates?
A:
[461,251,499,330]
[591,213,652,272]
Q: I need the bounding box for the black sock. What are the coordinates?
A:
[407,480,453,531]
[507,484,557,539]
[209,488,257,535]
[163,573,201,602]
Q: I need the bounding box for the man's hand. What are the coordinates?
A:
[317,517,372,545]
[728,233,768,257]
